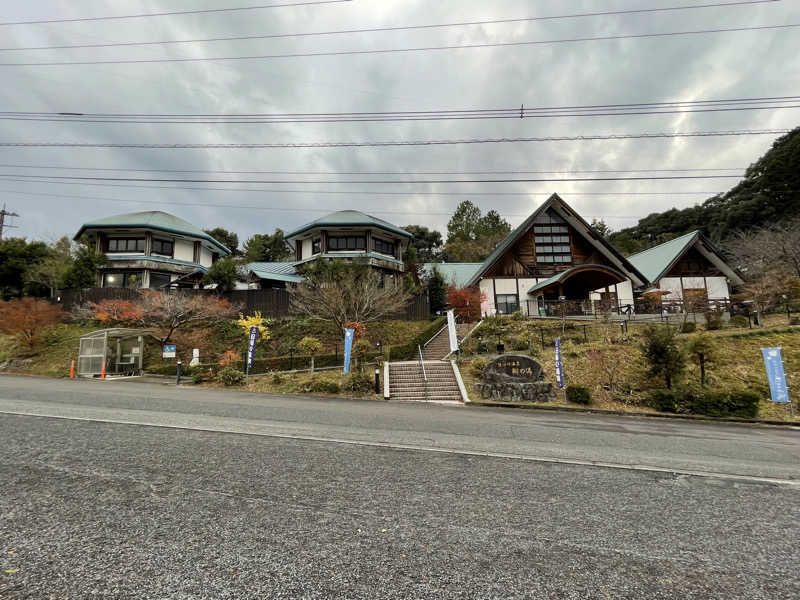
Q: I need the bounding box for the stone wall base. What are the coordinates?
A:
[475,382,556,403]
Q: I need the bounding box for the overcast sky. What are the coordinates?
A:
[1,0,799,247]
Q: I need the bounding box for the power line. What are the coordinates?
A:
[0,188,654,220]
[0,162,747,175]
[3,99,799,124]
[1,23,797,66]
[0,178,726,197]
[7,95,794,118]
[0,1,778,51]
[0,1,353,27]
[0,129,787,149]
[0,173,745,184]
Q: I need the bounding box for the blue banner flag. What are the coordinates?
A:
[247,326,260,372]
[761,347,790,403]
[343,328,355,374]
[554,337,565,389]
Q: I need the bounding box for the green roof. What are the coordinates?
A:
[285,210,413,240]
[422,263,483,288]
[75,210,231,255]
[627,231,700,282]
[247,261,303,284]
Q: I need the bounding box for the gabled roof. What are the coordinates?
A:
[421,263,483,288]
[464,193,648,288]
[247,261,303,284]
[627,230,744,285]
[285,210,413,241]
[74,210,231,255]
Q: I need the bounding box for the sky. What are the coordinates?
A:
[1,0,799,247]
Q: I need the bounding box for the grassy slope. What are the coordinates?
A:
[458,315,799,421]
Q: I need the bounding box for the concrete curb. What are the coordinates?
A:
[470,400,799,427]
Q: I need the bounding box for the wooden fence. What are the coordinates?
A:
[54,287,430,321]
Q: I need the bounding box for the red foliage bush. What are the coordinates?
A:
[0,297,63,348]
[446,285,485,322]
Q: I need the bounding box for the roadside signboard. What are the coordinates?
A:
[446,309,459,353]
[554,337,565,389]
[761,347,790,403]
[343,328,355,374]
[162,344,176,359]
[247,326,260,372]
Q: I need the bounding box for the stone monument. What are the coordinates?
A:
[475,354,555,402]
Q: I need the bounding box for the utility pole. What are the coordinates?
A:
[0,204,19,239]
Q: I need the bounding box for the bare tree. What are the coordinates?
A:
[726,217,800,280]
[288,260,412,331]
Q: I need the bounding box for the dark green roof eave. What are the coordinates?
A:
[74,223,231,255]
[284,211,414,240]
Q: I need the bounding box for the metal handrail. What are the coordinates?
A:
[423,324,448,348]
[417,344,427,382]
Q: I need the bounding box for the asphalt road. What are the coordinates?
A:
[1,375,799,598]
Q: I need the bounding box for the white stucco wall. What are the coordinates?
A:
[493,278,518,294]
[705,276,730,299]
[173,239,194,262]
[200,246,212,267]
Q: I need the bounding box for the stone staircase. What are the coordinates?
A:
[387,360,465,403]
[422,322,474,360]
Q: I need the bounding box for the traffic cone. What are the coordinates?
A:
[69,360,75,379]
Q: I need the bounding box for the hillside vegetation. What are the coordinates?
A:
[458,314,799,422]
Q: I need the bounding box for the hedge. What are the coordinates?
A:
[146,350,382,376]
[646,387,760,418]
[386,316,447,361]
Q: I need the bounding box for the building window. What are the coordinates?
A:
[312,238,321,254]
[149,272,172,289]
[103,272,142,288]
[108,238,145,253]
[372,238,395,256]
[496,294,519,315]
[328,236,366,251]
[152,238,174,257]
[534,227,572,264]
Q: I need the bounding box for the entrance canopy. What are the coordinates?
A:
[78,328,150,378]
[527,264,628,299]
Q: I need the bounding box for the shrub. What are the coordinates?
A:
[729,315,749,328]
[647,388,684,413]
[192,372,204,385]
[680,322,696,334]
[689,388,760,419]
[470,357,488,379]
[342,372,374,394]
[510,310,526,321]
[638,325,685,389]
[302,375,341,394]
[217,366,246,386]
[566,385,592,405]
[704,311,723,330]
[0,298,64,349]
[271,372,284,384]
[509,335,529,352]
